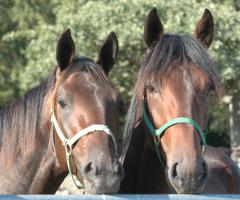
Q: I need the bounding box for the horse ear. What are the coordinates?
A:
[97,32,118,75]
[56,29,75,71]
[144,7,163,48]
[194,9,214,48]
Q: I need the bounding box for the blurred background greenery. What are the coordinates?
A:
[0,0,239,148]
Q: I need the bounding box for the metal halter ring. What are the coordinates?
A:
[64,141,73,157]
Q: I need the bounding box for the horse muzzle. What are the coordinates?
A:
[167,158,208,194]
[81,161,124,194]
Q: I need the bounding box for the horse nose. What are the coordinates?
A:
[83,161,97,177]
[169,159,208,193]
[82,160,124,178]
[82,160,124,194]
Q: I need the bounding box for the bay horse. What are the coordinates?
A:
[120,8,240,194]
[0,29,124,194]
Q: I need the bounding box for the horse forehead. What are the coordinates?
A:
[188,63,210,90]
[58,72,101,91]
[166,64,210,91]
[58,71,118,100]
[61,71,96,88]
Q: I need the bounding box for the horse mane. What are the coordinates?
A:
[121,94,137,159]
[122,34,223,156]
[0,56,107,163]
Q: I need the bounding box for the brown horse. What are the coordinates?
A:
[0,29,124,194]
[120,8,240,194]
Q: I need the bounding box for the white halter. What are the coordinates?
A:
[50,108,118,189]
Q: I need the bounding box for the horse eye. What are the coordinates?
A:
[146,84,155,93]
[57,98,67,108]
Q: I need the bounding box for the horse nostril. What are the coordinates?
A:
[171,162,178,179]
[83,162,97,176]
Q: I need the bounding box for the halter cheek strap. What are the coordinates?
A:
[141,98,207,167]
[50,108,117,189]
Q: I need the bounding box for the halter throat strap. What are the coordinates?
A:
[50,108,117,189]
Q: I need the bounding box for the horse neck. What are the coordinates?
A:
[0,85,67,194]
[120,96,170,194]
[28,89,68,193]
[135,97,172,193]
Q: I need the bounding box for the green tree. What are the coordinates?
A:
[0,0,55,106]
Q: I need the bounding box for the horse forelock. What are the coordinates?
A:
[137,34,223,98]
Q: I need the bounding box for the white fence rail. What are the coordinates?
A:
[0,195,240,200]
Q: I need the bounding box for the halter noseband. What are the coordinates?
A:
[50,107,117,189]
[141,96,207,167]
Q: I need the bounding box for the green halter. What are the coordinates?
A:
[141,98,207,166]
